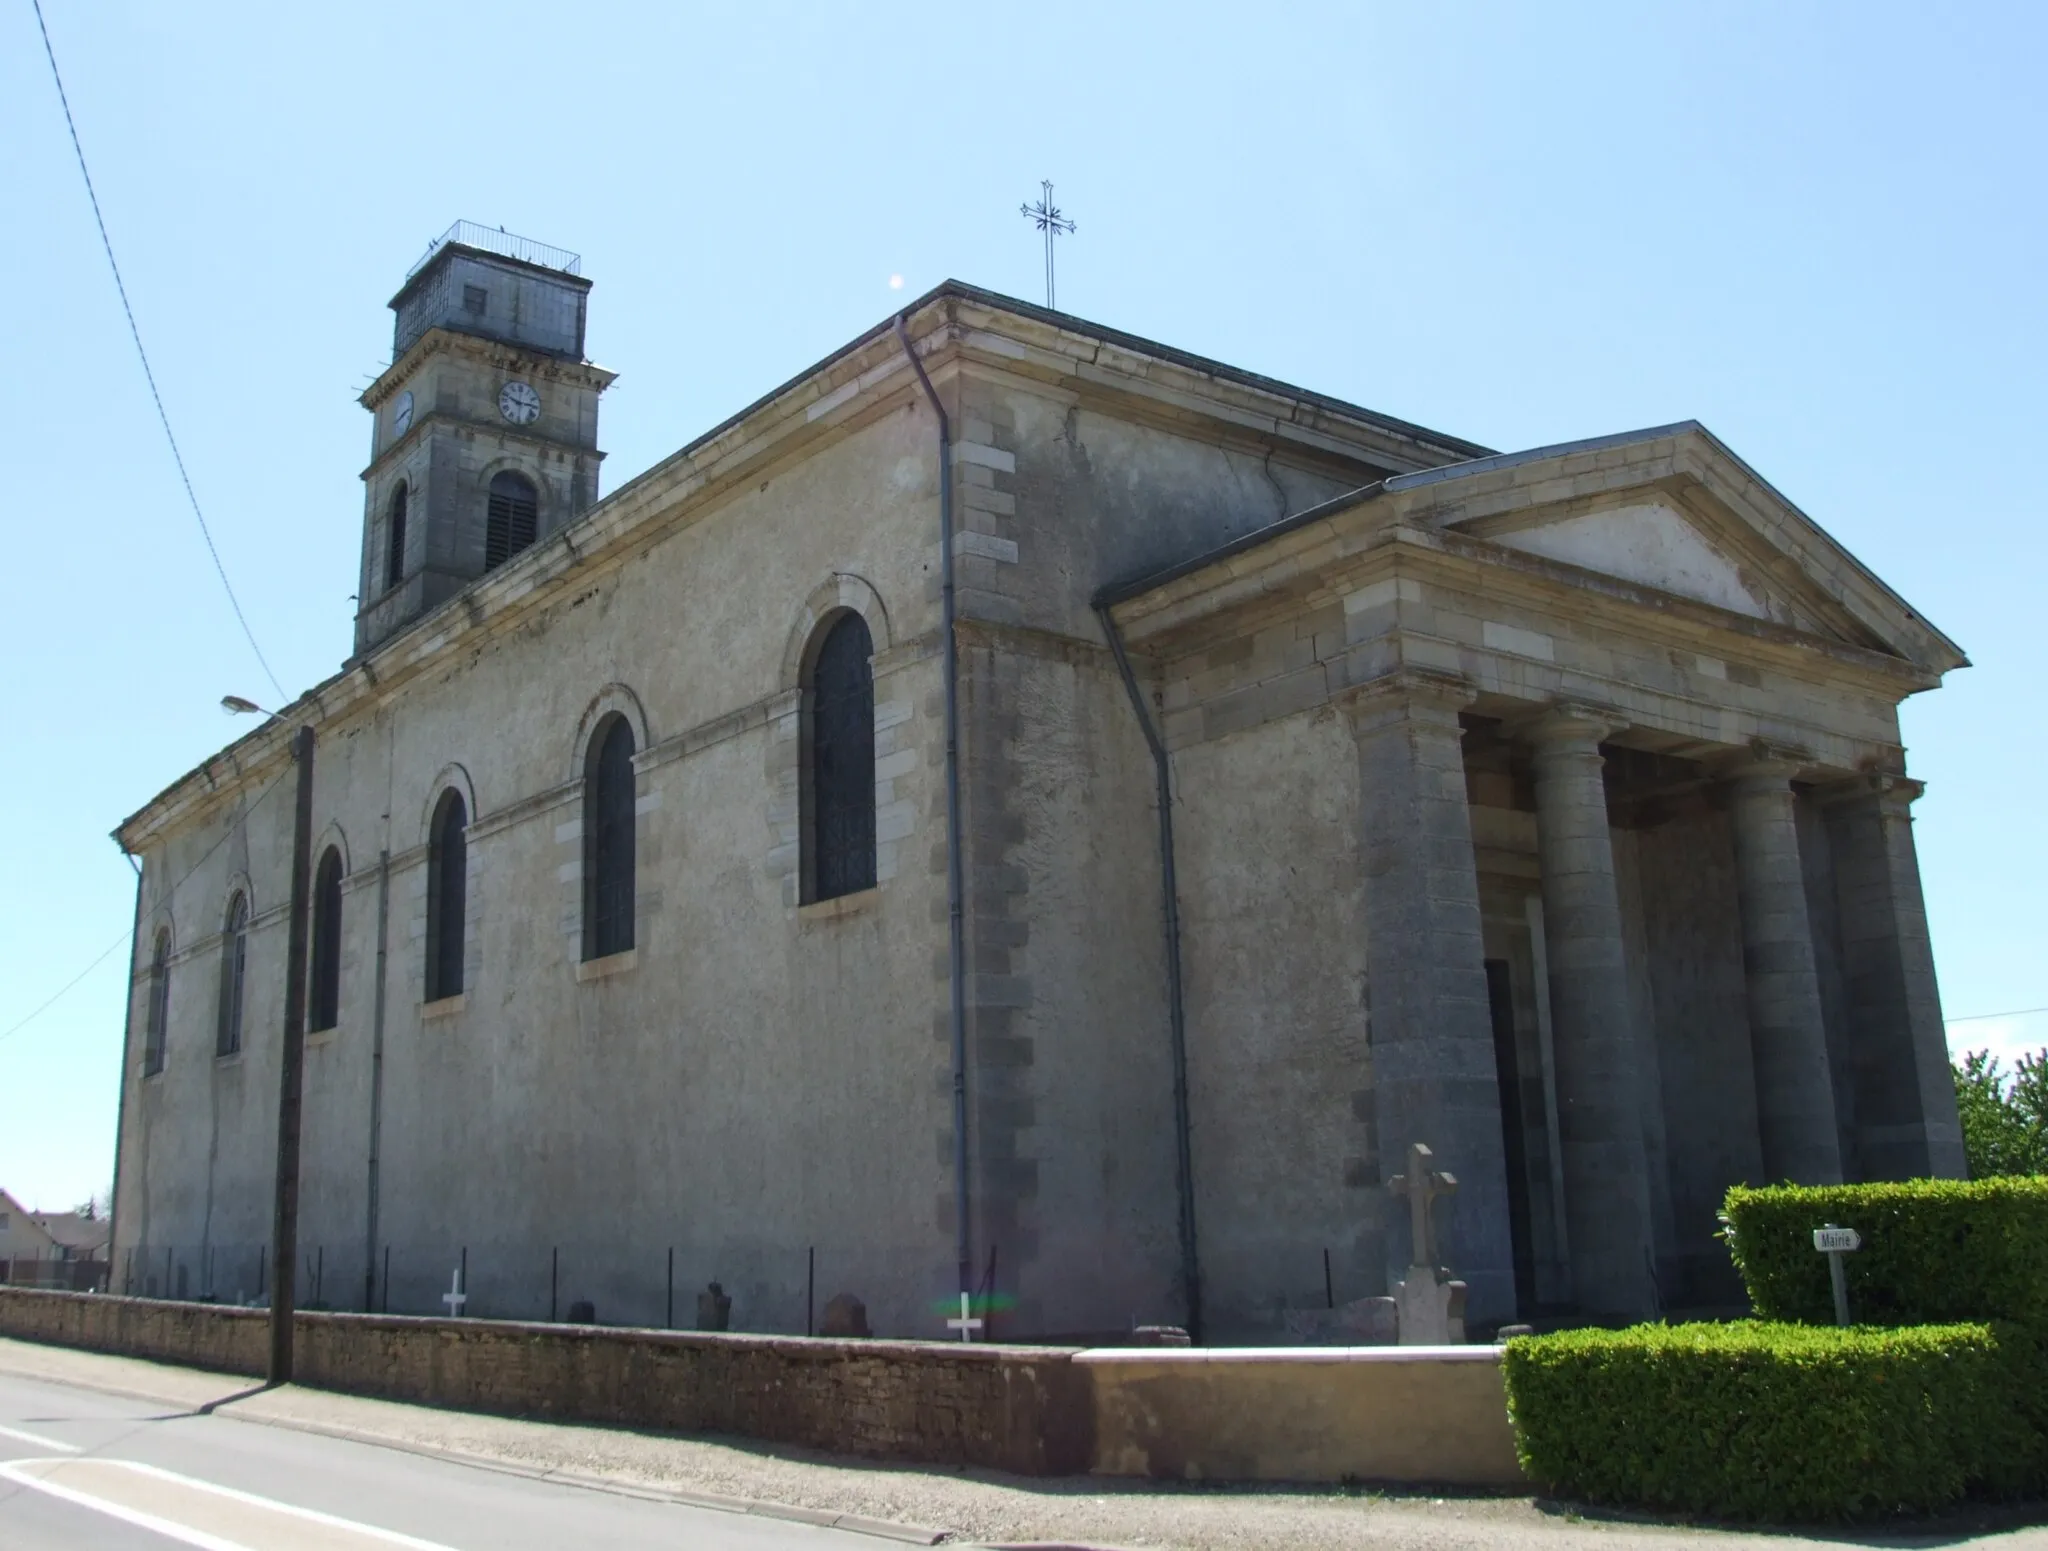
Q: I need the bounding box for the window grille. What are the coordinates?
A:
[427,791,467,1000]
[309,848,343,1032]
[216,894,248,1057]
[385,484,408,593]
[143,931,170,1075]
[810,613,876,901]
[484,472,539,571]
[584,717,636,960]
[463,284,488,315]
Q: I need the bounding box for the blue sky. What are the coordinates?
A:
[2,1,2042,1211]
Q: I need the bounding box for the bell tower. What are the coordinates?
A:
[354,222,616,655]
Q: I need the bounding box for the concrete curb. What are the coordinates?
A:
[0,1354,948,1545]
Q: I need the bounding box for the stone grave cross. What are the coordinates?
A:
[1388,1142,1457,1270]
[945,1291,983,1342]
[1387,1142,1468,1344]
[442,1266,467,1318]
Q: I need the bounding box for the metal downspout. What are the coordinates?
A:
[895,312,972,1299]
[363,847,390,1312]
[1097,605,1202,1341]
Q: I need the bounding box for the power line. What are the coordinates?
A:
[0,768,291,1049]
[1947,1006,2048,1025]
[31,0,288,706]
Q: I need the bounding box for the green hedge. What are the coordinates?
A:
[1503,1321,2045,1521]
[1721,1178,2048,1328]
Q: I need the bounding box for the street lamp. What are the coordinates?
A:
[224,691,315,1386]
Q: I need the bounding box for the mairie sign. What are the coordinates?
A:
[1813,1226,1862,1253]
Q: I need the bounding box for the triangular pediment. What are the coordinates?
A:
[1489,499,1828,632]
[1421,423,1965,674]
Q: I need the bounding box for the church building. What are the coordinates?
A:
[108,225,1966,1339]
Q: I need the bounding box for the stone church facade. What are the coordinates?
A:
[109,229,1965,1339]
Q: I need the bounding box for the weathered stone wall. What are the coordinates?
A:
[0,1289,1525,1486]
[1171,705,1375,1339]
[0,1288,1090,1475]
[1081,1346,1523,1486]
[117,400,957,1333]
[111,333,1414,1346]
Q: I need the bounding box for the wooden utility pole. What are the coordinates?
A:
[269,724,315,1383]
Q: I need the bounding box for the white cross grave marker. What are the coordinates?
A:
[1388,1142,1458,1270]
[945,1291,983,1342]
[442,1266,467,1318]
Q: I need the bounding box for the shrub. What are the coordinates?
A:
[1954,1047,2048,1178]
[1721,1177,2048,1328]
[1503,1321,2042,1521]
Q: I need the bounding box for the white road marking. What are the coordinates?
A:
[0,1421,79,1453]
[0,1457,463,1549]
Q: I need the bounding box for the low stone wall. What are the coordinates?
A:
[0,1287,1089,1475]
[0,1289,1524,1485]
[0,1284,268,1375]
[1081,1345,1526,1486]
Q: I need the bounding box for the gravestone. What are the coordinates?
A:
[1282,1296,1399,1346]
[1387,1141,1468,1344]
[1131,1325,1192,1347]
[696,1281,732,1332]
[820,1292,871,1338]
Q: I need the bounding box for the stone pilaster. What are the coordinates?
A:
[1725,754,1844,1185]
[1527,707,1658,1319]
[1823,774,1966,1179]
[1345,670,1515,1324]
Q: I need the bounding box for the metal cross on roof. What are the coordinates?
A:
[1019,180,1077,310]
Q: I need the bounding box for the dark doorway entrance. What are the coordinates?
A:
[1485,958,1538,1316]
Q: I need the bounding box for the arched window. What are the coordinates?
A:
[426,790,467,1001]
[809,612,876,901]
[143,930,171,1075]
[216,894,249,1057]
[309,847,343,1032]
[484,471,539,571]
[583,716,636,960]
[385,483,409,592]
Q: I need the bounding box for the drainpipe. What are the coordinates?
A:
[894,311,972,1300]
[1096,605,1202,1342]
[362,847,391,1313]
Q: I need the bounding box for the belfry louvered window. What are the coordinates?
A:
[809,613,876,901]
[309,847,343,1032]
[216,894,249,1057]
[427,790,467,1000]
[484,471,539,571]
[385,483,408,592]
[143,931,171,1075]
[583,717,636,960]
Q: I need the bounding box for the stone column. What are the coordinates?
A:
[1346,671,1516,1324]
[1527,707,1658,1319]
[1724,755,1844,1185]
[1824,775,1965,1179]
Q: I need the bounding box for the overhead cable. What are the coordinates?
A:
[0,770,291,1048]
[31,0,288,704]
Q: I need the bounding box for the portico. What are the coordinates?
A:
[1110,421,1966,1332]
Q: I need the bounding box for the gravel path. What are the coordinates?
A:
[2,1337,2042,1551]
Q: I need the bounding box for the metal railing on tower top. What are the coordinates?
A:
[407,222,582,281]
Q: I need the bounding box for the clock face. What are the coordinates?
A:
[391,390,415,438]
[498,380,542,426]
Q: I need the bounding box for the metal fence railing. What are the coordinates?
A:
[113,1237,1019,1343]
[406,221,581,281]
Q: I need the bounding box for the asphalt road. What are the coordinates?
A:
[0,1369,889,1550]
